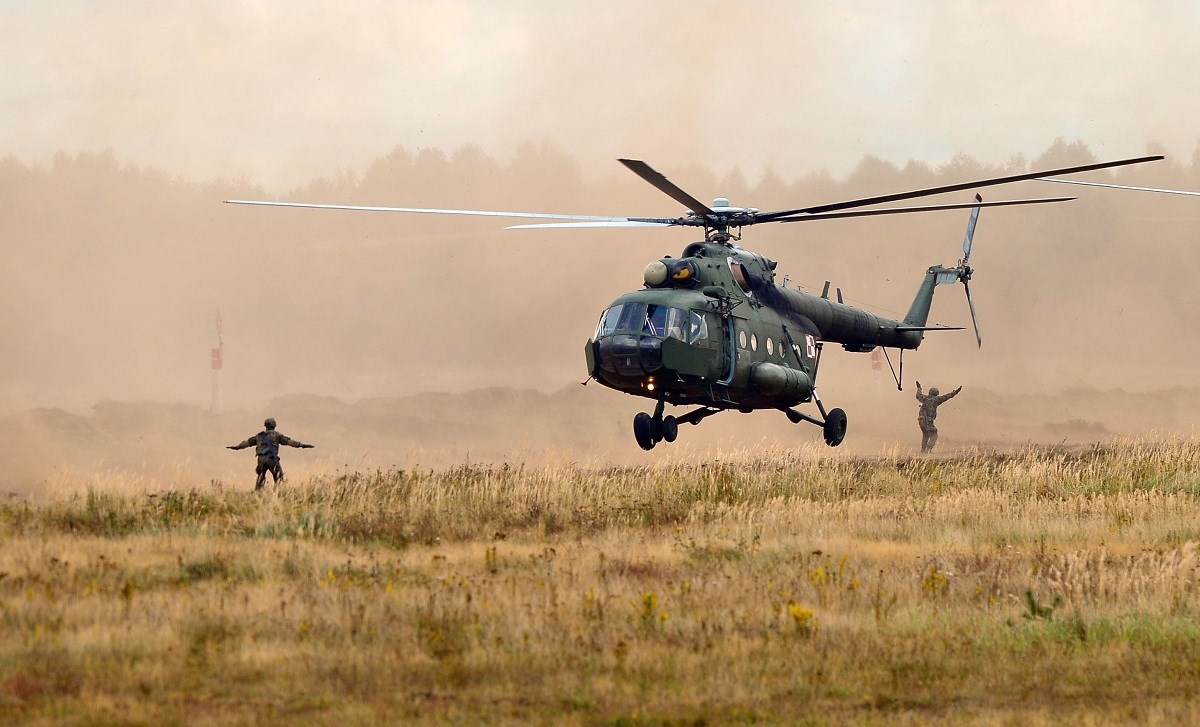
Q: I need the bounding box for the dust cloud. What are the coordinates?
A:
[4,139,1200,494]
[7,4,1200,187]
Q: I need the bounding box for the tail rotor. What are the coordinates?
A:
[959,194,982,347]
[963,279,981,347]
[962,193,980,263]
[926,194,984,346]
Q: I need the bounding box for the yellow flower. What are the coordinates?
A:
[787,601,818,637]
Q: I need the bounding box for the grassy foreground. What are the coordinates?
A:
[3,441,1200,724]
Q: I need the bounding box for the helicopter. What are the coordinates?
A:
[227,153,1161,450]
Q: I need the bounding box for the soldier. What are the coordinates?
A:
[915,381,962,453]
[226,418,314,490]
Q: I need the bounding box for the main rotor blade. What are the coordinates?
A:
[506,221,675,229]
[962,193,982,263]
[964,280,982,348]
[618,159,716,217]
[769,196,1072,223]
[224,199,675,224]
[1036,177,1200,196]
[756,155,1162,221]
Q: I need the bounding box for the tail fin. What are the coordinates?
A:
[902,268,941,329]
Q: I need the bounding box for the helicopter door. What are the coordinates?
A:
[718,316,749,386]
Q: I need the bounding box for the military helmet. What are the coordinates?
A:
[264,418,277,430]
[929,388,940,397]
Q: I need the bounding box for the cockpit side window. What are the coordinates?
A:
[594,309,610,338]
[645,306,690,339]
[688,311,709,343]
[665,308,688,340]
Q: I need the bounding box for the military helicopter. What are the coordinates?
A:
[227,154,1161,449]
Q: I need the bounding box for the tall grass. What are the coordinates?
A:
[1,439,1199,723]
[10,439,1200,546]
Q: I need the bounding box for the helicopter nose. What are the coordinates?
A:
[597,334,663,376]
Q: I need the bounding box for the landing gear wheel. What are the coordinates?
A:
[822,408,847,447]
[633,412,657,451]
[661,415,679,443]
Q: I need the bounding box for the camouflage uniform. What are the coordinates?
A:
[915,383,961,453]
[227,418,314,490]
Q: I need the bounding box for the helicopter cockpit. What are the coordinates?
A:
[594,303,708,343]
[592,300,714,380]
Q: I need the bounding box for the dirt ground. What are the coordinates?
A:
[2,382,1196,496]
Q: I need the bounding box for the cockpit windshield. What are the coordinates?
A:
[595,303,709,344]
[595,303,644,337]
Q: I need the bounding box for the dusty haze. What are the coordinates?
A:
[5,139,1200,407]
[5,3,1200,490]
[5,140,1200,493]
[6,3,1200,188]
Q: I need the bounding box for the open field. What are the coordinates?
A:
[7,383,1200,496]
[3,440,1200,724]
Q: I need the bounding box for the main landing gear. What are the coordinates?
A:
[782,388,847,447]
[632,395,847,450]
[822,409,848,446]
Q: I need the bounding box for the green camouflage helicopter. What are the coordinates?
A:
[228,154,1160,450]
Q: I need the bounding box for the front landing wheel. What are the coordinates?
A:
[633,412,657,450]
[822,408,847,447]
[662,415,679,443]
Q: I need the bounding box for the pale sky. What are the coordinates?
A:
[4,1,1200,190]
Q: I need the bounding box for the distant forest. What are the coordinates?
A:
[4,138,1200,412]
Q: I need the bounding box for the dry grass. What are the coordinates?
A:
[3,439,1200,724]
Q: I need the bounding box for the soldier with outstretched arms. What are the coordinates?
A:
[915,381,961,453]
[227,418,314,490]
